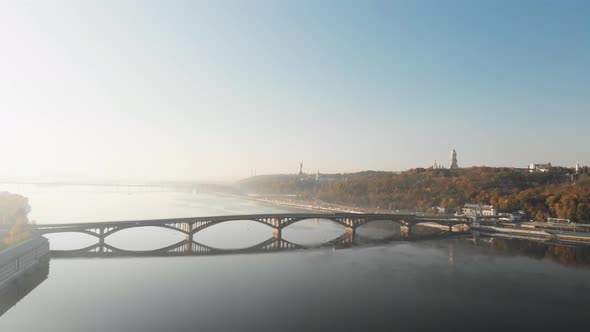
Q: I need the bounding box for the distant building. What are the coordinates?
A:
[547,217,571,224]
[576,162,580,174]
[299,162,303,176]
[431,160,444,169]
[498,212,524,222]
[433,206,447,214]
[462,203,497,217]
[449,149,458,169]
[529,163,552,172]
[315,173,342,183]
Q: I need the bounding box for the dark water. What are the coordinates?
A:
[1,185,590,331]
[1,237,589,331]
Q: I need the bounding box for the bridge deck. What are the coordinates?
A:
[25,213,470,229]
[2,213,479,257]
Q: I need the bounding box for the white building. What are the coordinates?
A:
[498,212,524,222]
[431,149,459,169]
[431,160,444,169]
[462,203,497,217]
[529,163,552,172]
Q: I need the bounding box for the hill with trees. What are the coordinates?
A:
[239,167,590,223]
[0,192,32,249]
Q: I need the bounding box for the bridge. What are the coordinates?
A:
[21,213,474,257]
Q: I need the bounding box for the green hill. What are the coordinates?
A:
[239,167,590,222]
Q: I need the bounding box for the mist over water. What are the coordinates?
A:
[0,184,345,250]
[2,2,589,330]
[0,185,589,331]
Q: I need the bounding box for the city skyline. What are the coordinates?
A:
[1,0,589,181]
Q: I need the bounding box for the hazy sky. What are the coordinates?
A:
[1,0,588,181]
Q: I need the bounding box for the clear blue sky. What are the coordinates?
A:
[0,0,588,181]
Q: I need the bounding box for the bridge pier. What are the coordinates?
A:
[268,228,283,250]
[98,227,105,253]
[400,225,410,238]
[344,227,356,245]
[345,227,355,235]
[184,222,194,253]
[273,228,282,240]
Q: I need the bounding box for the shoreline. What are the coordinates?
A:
[216,192,590,243]
[214,192,369,214]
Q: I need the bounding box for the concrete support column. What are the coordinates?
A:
[99,227,105,253]
[185,223,194,242]
[400,225,410,238]
[184,222,193,252]
[273,228,282,240]
[345,227,356,245]
[272,218,281,229]
[271,228,282,249]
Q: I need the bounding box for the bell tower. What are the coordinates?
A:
[450,149,458,169]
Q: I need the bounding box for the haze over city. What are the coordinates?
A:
[2,2,590,331]
[1,0,588,182]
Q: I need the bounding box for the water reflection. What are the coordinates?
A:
[471,232,590,268]
[51,228,461,258]
[0,255,49,318]
[3,232,590,330]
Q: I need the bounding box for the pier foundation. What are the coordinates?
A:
[273,228,282,240]
[400,225,410,238]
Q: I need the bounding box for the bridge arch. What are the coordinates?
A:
[41,230,101,251]
[354,218,407,229]
[100,240,189,256]
[192,220,273,249]
[103,223,189,238]
[192,217,281,234]
[281,217,352,230]
[41,228,101,238]
[188,216,359,234]
[50,242,101,255]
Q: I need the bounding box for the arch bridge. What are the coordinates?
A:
[26,213,473,256]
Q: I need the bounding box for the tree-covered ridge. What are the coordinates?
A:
[240,167,590,223]
[0,192,32,249]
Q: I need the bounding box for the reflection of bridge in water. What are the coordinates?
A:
[27,213,472,258]
[0,259,49,316]
[50,232,454,258]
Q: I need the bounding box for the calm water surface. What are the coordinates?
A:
[1,184,590,331]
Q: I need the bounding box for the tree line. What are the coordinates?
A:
[240,167,590,223]
[0,192,32,249]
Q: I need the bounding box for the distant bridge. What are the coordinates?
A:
[22,213,475,257]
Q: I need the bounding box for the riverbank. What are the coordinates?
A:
[0,235,49,289]
[472,222,590,244]
[216,192,419,215]
[214,191,590,244]
[215,192,364,213]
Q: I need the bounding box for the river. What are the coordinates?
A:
[0,184,589,331]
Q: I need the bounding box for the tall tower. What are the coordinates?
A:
[450,149,458,169]
[299,162,303,175]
